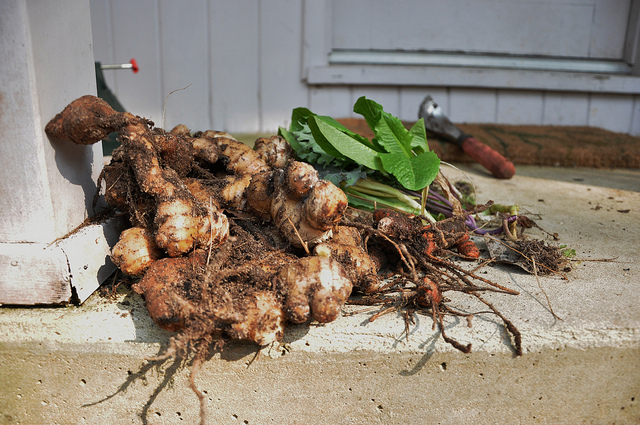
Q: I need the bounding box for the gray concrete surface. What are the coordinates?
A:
[1,166,639,424]
[465,163,640,193]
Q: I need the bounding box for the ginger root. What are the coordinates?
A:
[45,95,129,145]
[278,256,352,323]
[226,290,286,346]
[47,95,230,258]
[47,96,353,347]
[313,225,381,293]
[132,251,204,332]
[254,135,293,168]
[133,247,288,345]
[111,227,163,276]
[270,163,348,249]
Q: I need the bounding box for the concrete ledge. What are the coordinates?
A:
[1,342,638,424]
[1,168,639,423]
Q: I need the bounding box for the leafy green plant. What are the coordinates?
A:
[279,96,440,218]
[279,96,519,235]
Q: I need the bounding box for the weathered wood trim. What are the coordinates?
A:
[0,217,127,306]
[0,243,71,305]
[54,216,128,303]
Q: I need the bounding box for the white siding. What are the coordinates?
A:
[210,0,260,132]
[110,0,163,124]
[589,94,637,133]
[258,0,309,131]
[90,0,640,135]
[159,0,210,132]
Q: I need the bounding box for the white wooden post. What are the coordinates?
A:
[0,0,124,305]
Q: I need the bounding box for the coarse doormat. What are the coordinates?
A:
[336,118,640,169]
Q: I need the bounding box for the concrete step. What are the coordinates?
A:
[1,166,639,424]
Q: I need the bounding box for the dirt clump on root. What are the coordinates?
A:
[517,239,570,274]
[485,236,571,275]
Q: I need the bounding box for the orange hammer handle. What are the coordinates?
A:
[458,136,515,179]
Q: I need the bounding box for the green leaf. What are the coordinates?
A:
[354,97,410,154]
[278,126,301,152]
[408,118,429,153]
[353,96,384,130]
[354,96,440,190]
[286,109,341,166]
[307,116,350,162]
[290,107,315,134]
[316,164,368,187]
[316,115,375,147]
[308,115,384,172]
[379,150,440,191]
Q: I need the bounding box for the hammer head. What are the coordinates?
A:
[418,96,464,142]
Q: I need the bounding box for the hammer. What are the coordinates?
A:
[418,96,515,179]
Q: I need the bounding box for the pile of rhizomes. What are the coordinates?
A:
[46,95,523,422]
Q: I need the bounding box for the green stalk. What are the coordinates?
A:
[420,186,429,217]
[345,178,436,223]
[353,179,422,210]
[345,190,419,215]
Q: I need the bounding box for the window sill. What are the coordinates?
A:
[305,64,640,94]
